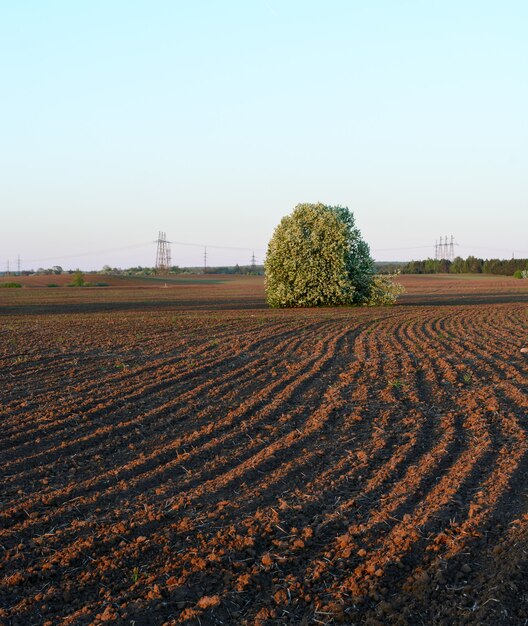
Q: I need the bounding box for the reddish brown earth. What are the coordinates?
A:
[0,273,231,289]
[0,275,527,625]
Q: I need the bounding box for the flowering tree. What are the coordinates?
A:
[264,203,375,307]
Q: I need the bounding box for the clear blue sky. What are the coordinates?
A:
[1,0,527,270]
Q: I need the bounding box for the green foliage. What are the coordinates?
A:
[401,258,452,274]
[365,273,405,306]
[462,372,473,386]
[374,261,407,274]
[450,256,466,274]
[70,270,86,287]
[0,282,22,288]
[264,203,374,307]
[513,270,523,279]
[403,255,528,276]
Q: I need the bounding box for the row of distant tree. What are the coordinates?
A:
[401,256,528,276]
[10,257,527,279]
[5,264,264,277]
[15,266,69,276]
[100,264,264,276]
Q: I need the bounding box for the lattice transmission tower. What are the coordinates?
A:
[155,231,172,274]
[435,235,456,262]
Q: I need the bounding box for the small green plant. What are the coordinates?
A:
[70,270,86,287]
[47,283,59,288]
[0,282,22,288]
[462,372,473,386]
[131,567,140,583]
[389,378,404,390]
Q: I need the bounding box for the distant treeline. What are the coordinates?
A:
[101,264,265,276]
[401,256,528,276]
[373,262,407,274]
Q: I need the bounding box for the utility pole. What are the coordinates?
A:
[155,231,172,275]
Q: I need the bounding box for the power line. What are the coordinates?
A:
[171,240,266,252]
[12,236,528,269]
[371,245,433,252]
[373,242,528,257]
[22,240,267,265]
[459,244,528,256]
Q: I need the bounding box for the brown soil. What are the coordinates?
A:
[0,275,527,625]
[0,273,236,289]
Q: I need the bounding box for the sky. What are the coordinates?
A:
[1,0,527,270]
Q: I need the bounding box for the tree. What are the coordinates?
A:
[71,270,85,287]
[264,203,375,307]
[451,256,465,273]
[465,255,483,273]
[402,260,425,274]
[424,258,439,274]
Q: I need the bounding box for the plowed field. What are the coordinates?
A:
[1,275,527,625]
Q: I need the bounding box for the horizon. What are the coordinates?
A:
[3,254,526,276]
[3,233,527,273]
